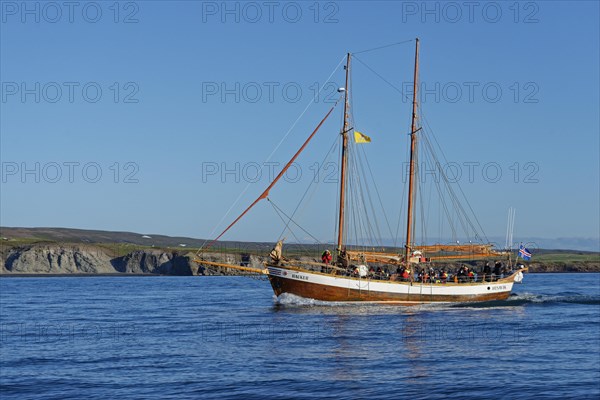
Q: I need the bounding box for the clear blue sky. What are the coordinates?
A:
[1,1,599,250]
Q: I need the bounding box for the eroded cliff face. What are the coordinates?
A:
[2,245,115,274]
[0,245,199,275]
[0,245,267,275]
[111,250,196,275]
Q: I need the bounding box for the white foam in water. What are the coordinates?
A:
[509,292,542,302]
[275,294,465,312]
[275,293,360,307]
[508,292,600,305]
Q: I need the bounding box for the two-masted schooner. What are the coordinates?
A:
[196,39,527,305]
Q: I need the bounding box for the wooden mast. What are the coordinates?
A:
[405,38,419,265]
[337,53,352,252]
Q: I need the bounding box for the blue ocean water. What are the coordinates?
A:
[1,273,599,399]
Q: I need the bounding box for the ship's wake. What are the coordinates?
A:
[451,292,600,308]
[275,293,347,307]
[274,291,600,310]
[509,292,600,305]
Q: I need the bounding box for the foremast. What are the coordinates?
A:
[404,38,420,266]
[337,53,352,253]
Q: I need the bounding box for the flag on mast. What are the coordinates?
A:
[354,131,371,143]
[518,245,532,261]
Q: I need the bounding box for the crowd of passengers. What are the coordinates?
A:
[321,251,513,283]
[358,261,511,283]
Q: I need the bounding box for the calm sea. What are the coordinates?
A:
[1,274,599,399]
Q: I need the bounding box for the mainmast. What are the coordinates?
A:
[337,53,352,252]
[405,38,419,265]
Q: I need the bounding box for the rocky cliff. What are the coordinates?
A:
[0,244,265,276]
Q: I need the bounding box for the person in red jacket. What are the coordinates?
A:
[321,249,333,265]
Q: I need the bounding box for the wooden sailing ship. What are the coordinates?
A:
[196,39,527,304]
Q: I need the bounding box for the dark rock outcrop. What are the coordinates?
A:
[2,245,115,274]
[0,245,199,275]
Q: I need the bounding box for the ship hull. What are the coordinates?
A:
[267,266,516,304]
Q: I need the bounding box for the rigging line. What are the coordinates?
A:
[420,131,457,239]
[353,39,415,55]
[350,143,372,247]
[347,150,363,247]
[394,137,410,248]
[352,55,408,100]
[422,124,479,240]
[439,187,443,242]
[347,145,359,244]
[359,158,382,245]
[269,199,321,248]
[422,130,456,237]
[431,140,475,241]
[356,149,380,248]
[355,144,383,246]
[420,109,489,243]
[345,147,355,245]
[202,99,341,251]
[423,113,488,243]
[334,135,342,246]
[347,74,381,249]
[417,151,428,245]
[341,68,357,248]
[423,145,435,243]
[277,133,340,241]
[199,55,347,251]
[426,138,456,240]
[268,200,310,254]
[293,146,336,230]
[394,104,414,247]
[360,144,395,241]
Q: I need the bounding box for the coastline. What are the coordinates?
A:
[2,228,598,276]
[1,242,598,276]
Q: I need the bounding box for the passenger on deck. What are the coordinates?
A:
[383,267,390,280]
[269,240,285,265]
[493,261,502,281]
[339,248,350,271]
[321,249,333,265]
[483,262,491,282]
[319,249,332,273]
[441,269,448,283]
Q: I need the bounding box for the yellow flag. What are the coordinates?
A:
[354,131,371,143]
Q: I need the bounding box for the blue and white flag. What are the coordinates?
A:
[519,245,532,261]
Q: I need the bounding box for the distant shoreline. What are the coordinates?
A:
[2,227,598,275]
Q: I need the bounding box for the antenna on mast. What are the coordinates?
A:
[505,207,516,250]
